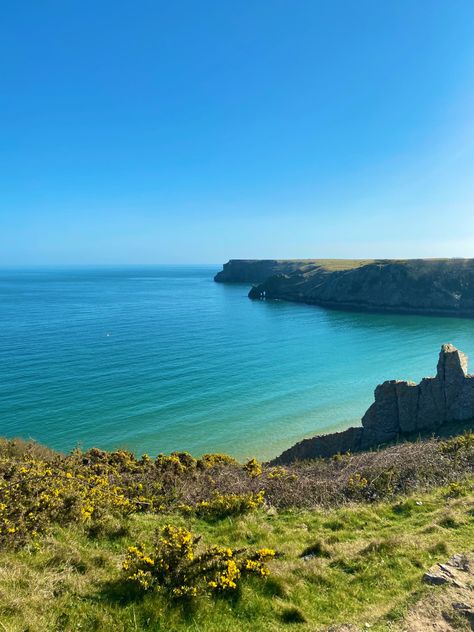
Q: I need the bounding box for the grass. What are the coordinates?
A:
[269,259,375,272]
[0,478,472,631]
[251,257,474,273]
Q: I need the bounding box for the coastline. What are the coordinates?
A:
[4,265,474,463]
[216,258,474,318]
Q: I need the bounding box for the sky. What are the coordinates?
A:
[1,1,474,265]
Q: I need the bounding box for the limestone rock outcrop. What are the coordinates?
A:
[214,259,318,284]
[423,553,472,589]
[216,258,474,317]
[272,344,474,464]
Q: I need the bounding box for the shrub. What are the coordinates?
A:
[244,458,262,478]
[445,481,470,498]
[439,431,474,455]
[194,491,265,521]
[155,453,195,473]
[267,466,298,481]
[346,473,369,495]
[122,524,275,598]
[0,451,150,548]
[197,454,238,469]
[2,431,474,551]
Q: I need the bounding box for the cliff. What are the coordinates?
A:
[216,258,474,317]
[272,344,474,464]
[214,259,328,284]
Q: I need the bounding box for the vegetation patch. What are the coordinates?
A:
[0,433,473,630]
[122,524,274,597]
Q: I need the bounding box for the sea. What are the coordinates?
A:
[1,265,473,461]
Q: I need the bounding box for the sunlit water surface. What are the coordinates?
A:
[1,265,473,460]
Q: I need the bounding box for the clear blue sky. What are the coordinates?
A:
[2,1,474,264]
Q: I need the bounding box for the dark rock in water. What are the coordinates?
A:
[272,344,474,464]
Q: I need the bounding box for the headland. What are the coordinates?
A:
[215,258,474,317]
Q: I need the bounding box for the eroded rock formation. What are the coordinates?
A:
[214,259,319,284]
[216,258,474,317]
[272,344,474,464]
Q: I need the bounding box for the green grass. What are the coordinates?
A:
[268,259,375,271]
[1,478,472,631]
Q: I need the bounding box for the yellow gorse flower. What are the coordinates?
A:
[121,524,274,598]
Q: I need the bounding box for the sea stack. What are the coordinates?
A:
[272,344,474,464]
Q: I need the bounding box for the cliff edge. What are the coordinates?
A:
[214,259,328,284]
[272,344,474,464]
[216,258,474,317]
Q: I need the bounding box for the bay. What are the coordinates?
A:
[1,265,473,460]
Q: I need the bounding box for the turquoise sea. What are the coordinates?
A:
[1,265,474,461]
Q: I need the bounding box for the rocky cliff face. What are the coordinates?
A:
[272,344,474,464]
[217,258,474,317]
[214,259,320,284]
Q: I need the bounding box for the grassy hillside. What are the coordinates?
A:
[0,435,473,631]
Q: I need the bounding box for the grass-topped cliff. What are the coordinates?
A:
[1,434,473,631]
[214,259,374,283]
[215,258,474,317]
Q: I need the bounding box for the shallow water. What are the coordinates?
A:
[1,265,473,460]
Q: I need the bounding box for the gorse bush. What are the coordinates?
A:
[194,491,265,521]
[3,455,155,546]
[266,466,298,481]
[156,451,239,472]
[198,453,239,468]
[122,524,275,598]
[243,458,262,478]
[0,454,137,548]
[346,473,369,495]
[439,431,474,455]
[0,442,265,549]
[1,431,473,550]
[155,452,197,473]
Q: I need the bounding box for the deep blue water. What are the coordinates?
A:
[1,265,473,460]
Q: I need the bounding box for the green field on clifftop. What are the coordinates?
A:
[1,480,473,631]
[0,435,473,631]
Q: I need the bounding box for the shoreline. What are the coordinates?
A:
[216,258,474,318]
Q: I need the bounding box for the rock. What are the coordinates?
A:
[272,344,474,464]
[226,258,474,317]
[452,602,472,611]
[447,553,470,571]
[423,572,450,586]
[438,344,469,419]
[396,381,419,433]
[272,426,363,464]
[437,344,468,382]
[361,381,400,443]
[416,377,445,430]
[423,553,471,589]
[214,259,314,284]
